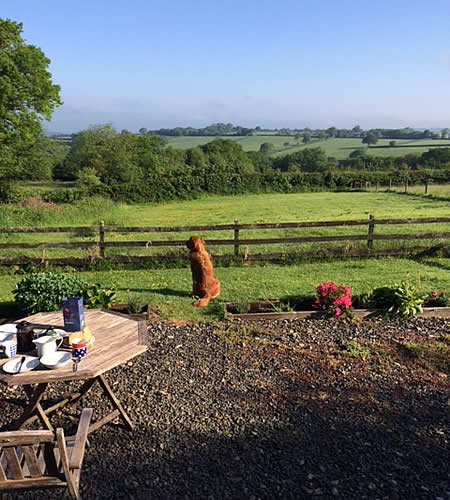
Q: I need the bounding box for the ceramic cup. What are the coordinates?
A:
[71,339,88,360]
[1,340,18,358]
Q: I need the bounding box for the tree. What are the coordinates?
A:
[0,18,61,194]
[441,128,449,139]
[362,134,378,147]
[389,140,396,147]
[352,125,362,136]
[259,142,274,155]
[326,127,337,138]
[302,131,312,144]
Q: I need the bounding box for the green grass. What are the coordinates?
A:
[1,256,448,322]
[0,191,448,322]
[165,136,450,159]
[0,191,449,259]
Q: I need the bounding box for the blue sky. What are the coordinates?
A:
[3,0,450,132]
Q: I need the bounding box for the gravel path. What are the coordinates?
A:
[1,316,449,499]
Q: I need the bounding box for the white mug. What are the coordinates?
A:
[33,336,62,358]
[2,340,18,358]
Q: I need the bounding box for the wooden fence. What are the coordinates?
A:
[0,215,449,265]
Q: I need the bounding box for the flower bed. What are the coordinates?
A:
[224,300,450,321]
[225,281,449,321]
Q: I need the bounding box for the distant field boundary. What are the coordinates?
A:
[0,216,449,266]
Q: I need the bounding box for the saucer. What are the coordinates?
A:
[40,351,72,370]
[2,356,40,374]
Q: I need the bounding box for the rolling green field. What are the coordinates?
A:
[1,191,449,257]
[165,136,450,159]
[0,191,448,321]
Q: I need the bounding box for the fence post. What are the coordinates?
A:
[233,219,240,257]
[367,214,375,249]
[99,221,105,258]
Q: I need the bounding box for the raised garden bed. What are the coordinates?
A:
[108,303,156,321]
[224,300,450,321]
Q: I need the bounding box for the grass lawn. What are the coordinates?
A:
[0,256,448,322]
[0,191,449,322]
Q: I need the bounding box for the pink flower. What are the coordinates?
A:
[335,308,342,316]
[432,290,438,296]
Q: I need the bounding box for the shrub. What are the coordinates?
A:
[387,281,424,320]
[83,283,116,309]
[313,280,352,317]
[127,295,145,313]
[13,272,116,313]
[13,272,87,313]
[425,289,449,307]
[367,286,397,309]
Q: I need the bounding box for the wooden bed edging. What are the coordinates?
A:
[224,304,450,321]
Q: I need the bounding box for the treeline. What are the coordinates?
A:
[141,123,253,137]
[4,124,449,204]
[34,125,450,204]
[137,123,450,140]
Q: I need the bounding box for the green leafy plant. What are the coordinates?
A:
[270,301,294,313]
[13,272,86,313]
[387,281,424,320]
[127,295,146,314]
[425,289,449,307]
[401,342,429,359]
[83,283,116,309]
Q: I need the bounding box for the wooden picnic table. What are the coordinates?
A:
[0,309,148,434]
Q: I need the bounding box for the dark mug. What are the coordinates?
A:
[16,321,35,352]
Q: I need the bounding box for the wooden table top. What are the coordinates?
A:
[0,309,148,386]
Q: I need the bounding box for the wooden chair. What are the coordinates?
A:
[0,408,92,500]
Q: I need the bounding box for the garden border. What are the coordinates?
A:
[224,302,450,321]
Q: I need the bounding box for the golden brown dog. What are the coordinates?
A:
[187,235,220,307]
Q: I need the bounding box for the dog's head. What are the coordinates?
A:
[187,235,205,251]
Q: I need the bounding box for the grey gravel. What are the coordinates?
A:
[0,316,449,499]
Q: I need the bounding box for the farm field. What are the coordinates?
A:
[0,191,448,321]
[165,136,450,159]
[0,191,449,258]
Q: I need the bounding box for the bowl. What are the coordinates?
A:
[40,351,72,370]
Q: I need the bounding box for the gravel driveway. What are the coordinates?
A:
[1,316,449,499]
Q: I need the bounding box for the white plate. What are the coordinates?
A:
[0,323,19,334]
[40,351,72,370]
[0,323,18,343]
[2,356,40,374]
[0,332,15,343]
[34,327,67,339]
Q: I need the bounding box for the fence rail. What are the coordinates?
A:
[0,215,448,265]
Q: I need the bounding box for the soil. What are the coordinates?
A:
[0,316,449,499]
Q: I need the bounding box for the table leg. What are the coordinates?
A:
[63,377,99,405]
[97,375,135,431]
[10,383,52,431]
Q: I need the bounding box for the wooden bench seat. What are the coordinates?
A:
[0,408,92,499]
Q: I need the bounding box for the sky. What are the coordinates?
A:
[3,0,450,133]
